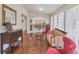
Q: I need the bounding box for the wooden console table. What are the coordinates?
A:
[0,29,23,54]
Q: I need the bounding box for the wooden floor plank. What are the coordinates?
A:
[12,32,49,54]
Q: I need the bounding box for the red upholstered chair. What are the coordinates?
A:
[47,36,77,54]
[42,29,49,34]
[62,37,77,54]
[42,24,50,34]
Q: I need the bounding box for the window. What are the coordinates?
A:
[58,12,64,31]
[53,15,58,28]
[50,16,54,29]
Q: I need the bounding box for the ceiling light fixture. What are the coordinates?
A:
[39,8,43,11]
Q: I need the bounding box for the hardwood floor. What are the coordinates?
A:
[12,32,49,54]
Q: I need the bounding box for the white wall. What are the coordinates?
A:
[0,4,7,33]
[27,11,50,33]
[0,4,29,33]
[6,4,29,30]
[0,5,2,26]
[0,4,1,52]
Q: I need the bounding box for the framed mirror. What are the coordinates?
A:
[2,4,17,25]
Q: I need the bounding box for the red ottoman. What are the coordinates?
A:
[47,47,61,54]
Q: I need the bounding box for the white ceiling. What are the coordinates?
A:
[23,4,63,15]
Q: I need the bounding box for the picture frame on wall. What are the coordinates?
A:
[21,14,27,23]
[21,13,27,30]
[2,4,17,25]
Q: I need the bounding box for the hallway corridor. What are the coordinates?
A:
[12,32,49,54]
